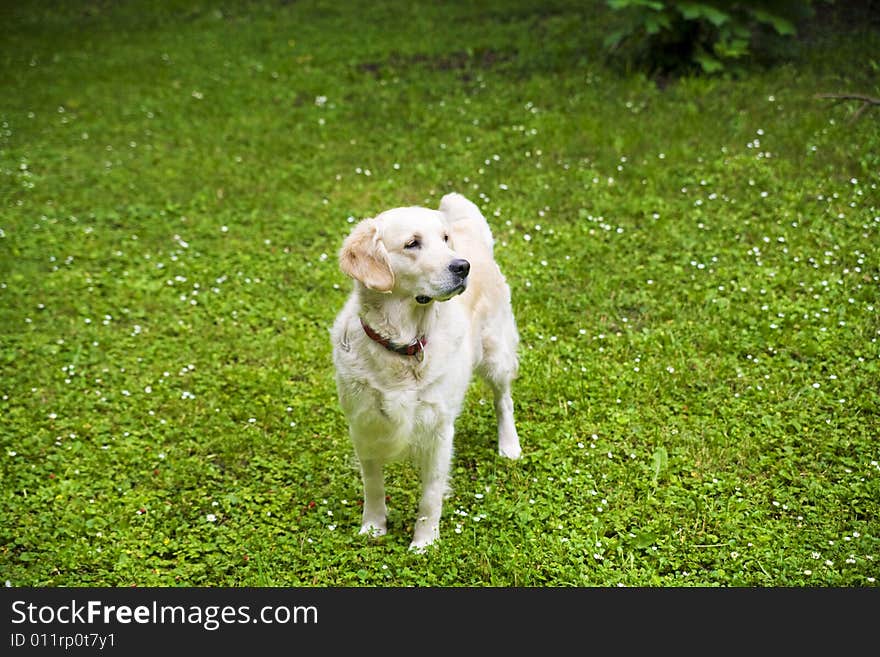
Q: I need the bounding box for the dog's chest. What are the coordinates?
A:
[336,343,470,454]
[360,359,449,428]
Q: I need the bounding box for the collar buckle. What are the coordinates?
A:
[360,317,427,360]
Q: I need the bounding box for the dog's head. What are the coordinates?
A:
[339,206,469,304]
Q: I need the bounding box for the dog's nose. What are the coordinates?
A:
[449,259,470,278]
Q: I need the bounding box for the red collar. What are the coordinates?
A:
[360,317,427,359]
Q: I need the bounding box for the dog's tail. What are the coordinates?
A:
[439,192,495,255]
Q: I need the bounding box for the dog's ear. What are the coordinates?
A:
[339,218,395,293]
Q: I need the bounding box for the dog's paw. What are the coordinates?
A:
[498,439,522,460]
[408,537,437,554]
[359,522,387,538]
[409,517,439,552]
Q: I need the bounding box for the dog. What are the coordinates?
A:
[331,192,521,551]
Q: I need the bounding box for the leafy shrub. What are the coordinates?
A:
[604,0,817,75]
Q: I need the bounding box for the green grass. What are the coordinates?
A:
[1,0,878,587]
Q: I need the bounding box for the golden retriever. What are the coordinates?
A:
[331,192,521,550]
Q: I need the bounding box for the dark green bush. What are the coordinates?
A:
[604,0,817,75]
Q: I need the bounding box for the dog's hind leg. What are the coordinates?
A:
[479,313,522,460]
[491,378,521,460]
[358,458,387,537]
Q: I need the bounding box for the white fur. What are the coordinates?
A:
[331,192,521,551]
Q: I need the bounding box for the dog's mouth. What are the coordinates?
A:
[416,281,467,305]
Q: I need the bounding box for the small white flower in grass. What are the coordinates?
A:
[804,570,812,576]
[206,514,216,522]
[248,418,256,424]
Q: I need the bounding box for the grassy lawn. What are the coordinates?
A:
[1,0,877,587]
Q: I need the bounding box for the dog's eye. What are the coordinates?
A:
[404,239,421,250]
[443,234,449,243]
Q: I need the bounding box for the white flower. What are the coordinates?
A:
[206,513,217,522]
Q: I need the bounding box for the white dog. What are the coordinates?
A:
[331,192,521,550]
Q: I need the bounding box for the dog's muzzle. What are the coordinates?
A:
[416,259,470,304]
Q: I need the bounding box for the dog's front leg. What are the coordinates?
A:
[359,458,387,537]
[410,428,453,552]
